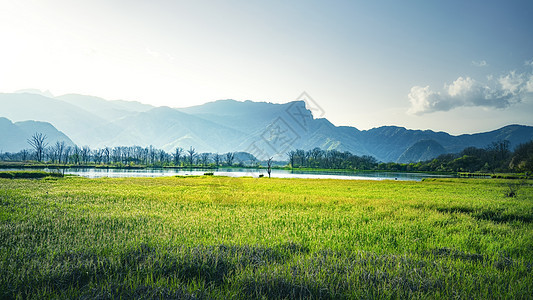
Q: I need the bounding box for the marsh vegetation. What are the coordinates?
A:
[1,176,532,298]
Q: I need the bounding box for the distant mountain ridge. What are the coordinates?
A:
[0,117,75,152]
[56,94,154,121]
[1,92,532,162]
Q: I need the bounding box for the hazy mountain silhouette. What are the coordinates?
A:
[1,92,532,162]
[0,93,107,146]
[0,117,74,152]
[15,89,54,98]
[94,106,246,152]
[56,94,154,121]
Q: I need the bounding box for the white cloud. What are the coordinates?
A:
[527,75,533,93]
[499,71,528,94]
[472,60,488,67]
[407,86,438,114]
[408,71,533,115]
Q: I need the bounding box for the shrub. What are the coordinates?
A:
[0,171,63,179]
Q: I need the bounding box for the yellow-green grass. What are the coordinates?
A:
[1,176,532,299]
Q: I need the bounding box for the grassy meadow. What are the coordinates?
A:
[1,175,532,299]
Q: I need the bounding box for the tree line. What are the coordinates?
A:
[286,140,533,173]
[286,148,378,170]
[0,133,242,167]
[381,140,533,173]
[2,133,532,173]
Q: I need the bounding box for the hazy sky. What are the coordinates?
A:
[1,0,532,134]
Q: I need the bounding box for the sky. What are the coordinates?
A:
[1,0,532,134]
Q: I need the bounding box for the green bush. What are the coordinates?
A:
[0,171,63,179]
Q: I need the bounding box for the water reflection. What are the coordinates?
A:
[1,167,451,181]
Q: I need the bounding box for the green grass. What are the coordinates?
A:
[1,176,532,299]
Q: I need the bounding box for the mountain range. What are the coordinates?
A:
[0,117,74,153]
[1,91,532,163]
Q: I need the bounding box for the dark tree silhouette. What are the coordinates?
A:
[225,152,235,166]
[72,146,81,165]
[27,133,48,162]
[267,157,273,178]
[46,147,57,163]
[21,149,29,161]
[509,141,533,172]
[200,153,210,166]
[287,150,296,168]
[187,146,196,166]
[295,149,306,167]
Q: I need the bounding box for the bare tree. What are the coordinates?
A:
[53,141,65,164]
[81,146,91,164]
[46,146,56,163]
[27,133,48,162]
[103,147,110,164]
[200,153,210,166]
[267,157,273,178]
[63,146,72,164]
[174,147,183,166]
[158,149,169,165]
[112,147,121,164]
[187,146,196,166]
[132,146,143,164]
[148,146,156,165]
[93,149,103,164]
[123,147,131,165]
[21,149,29,161]
[72,146,81,165]
[225,152,235,166]
[143,147,150,164]
[213,153,221,167]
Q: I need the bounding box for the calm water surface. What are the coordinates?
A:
[1,167,452,181]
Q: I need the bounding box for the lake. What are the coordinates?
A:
[1,167,452,181]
